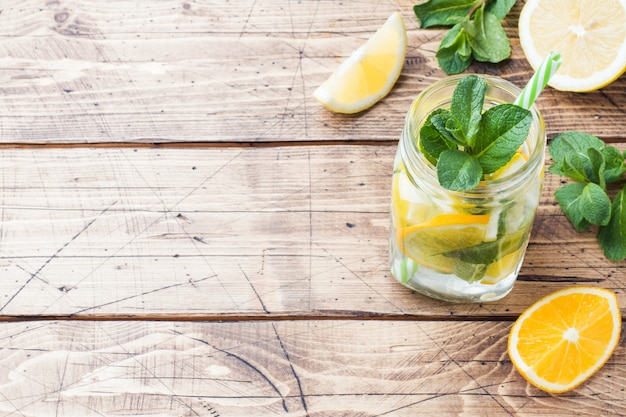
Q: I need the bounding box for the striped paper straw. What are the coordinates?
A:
[392,257,418,284]
[514,51,563,110]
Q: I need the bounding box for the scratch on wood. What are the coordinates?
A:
[315,243,404,313]
[200,400,221,417]
[239,0,259,39]
[0,204,115,312]
[193,236,208,244]
[412,324,516,416]
[239,264,269,314]
[71,275,216,315]
[272,323,309,416]
[176,212,192,223]
[172,329,289,412]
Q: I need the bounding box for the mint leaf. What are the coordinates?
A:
[445,226,529,282]
[598,187,626,261]
[550,132,605,160]
[548,131,626,186]
[414,0,515,74]
[602,146,626,183]
[587,147,606,189]
[437,149,482,190]
[431,110,466,146]
[548,131,626,261]
[563,155,588,182]
[419,109,457,164]
[447,239,499,264]
[553,182,612,231]
[413,0,478,28]
[468,8,511,63]
[446,227,529,267]
[485,0,516,19]
[474,104,532,174]
[436,23,473,75]
[420,75,534,192]
[450,74,486,146]
[580,183,611,226]
[548,132,605,182]
[554,183,591,232]
[453,259,488,282]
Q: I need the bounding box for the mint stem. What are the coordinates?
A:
[467,0,486,19]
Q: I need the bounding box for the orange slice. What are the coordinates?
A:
[508,286,621,393]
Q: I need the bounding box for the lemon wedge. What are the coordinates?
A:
[519,0,626,91]
[313,12,407,113]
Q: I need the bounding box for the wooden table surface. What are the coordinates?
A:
[0,1,625,415]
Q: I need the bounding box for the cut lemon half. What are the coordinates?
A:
[313,12,407,113]
[398,213,490,273]
[508,286,621,393]
[518,0,626,91]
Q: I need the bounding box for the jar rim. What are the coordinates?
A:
[403,74,546,196]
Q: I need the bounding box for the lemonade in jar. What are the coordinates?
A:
[390,74,546,303]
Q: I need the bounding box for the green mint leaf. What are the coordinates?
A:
[415,0,515,74]
[598,186,626,261]
[431,111,467,146]
[446,227,530,283]
[419,109,457,164]
[452,259,488,282]
[548,132,604,165]
[448,240,499,264]
[446,227,529,266]
[548,133,593,181]
[580,182,611,226]
[461,16,478,38]
[550,153,591,182]
[547,132,617,184]
[587,147,606,189]
[468,9,511,63]
[485,0,516,19]
[450,74,486,146]
[554,183,591,232]
[436,23,473,75]
[602,146,626,183]
[437,149,482,190]
[548,130,626,261]
[414,0,478,28]
[473,104,532,174]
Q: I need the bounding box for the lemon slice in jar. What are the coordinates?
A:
[398,213,491,273]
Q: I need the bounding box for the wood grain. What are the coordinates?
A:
[1,0,626,414]
[0,0,623,144]
[1,146,623,318]
[0,320,624,416]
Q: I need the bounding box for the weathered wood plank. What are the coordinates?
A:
[0,320,624,416]
[1,146,624,318]
[0,1,623,144]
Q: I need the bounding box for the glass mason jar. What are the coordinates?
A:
[389,75,546,303]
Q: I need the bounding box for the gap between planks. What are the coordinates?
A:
[0,136,624,150]
[0,312,517,323]
[0,140,399,150]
